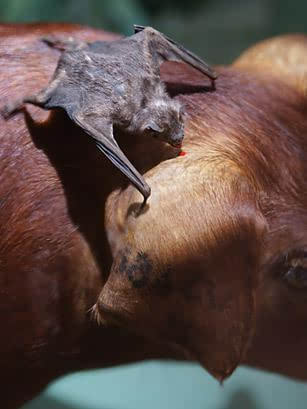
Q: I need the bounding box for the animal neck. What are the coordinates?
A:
[3,109,182,408]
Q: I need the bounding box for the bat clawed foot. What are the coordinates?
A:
[1,93,46,120]
[135,198,149,217]
[126,199,149,218]
[140,196,148,212]
[1,99,25,119]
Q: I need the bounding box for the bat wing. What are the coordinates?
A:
[71,111,151,201]
[134,25,217,81]
[5,55,151,201]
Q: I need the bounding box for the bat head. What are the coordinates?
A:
[130,96,184,148]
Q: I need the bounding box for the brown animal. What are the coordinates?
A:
[96,35,307,382]
[0,24,186,409]
[1,22,307,409]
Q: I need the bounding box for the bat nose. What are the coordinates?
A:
[170,131,184,147]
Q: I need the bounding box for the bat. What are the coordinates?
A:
[2,25,217,202]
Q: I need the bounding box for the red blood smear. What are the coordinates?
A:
[179,150,187,156]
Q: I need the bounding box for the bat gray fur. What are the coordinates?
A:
[2,25,217,202]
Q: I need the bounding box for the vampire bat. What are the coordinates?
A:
[2,25,217,202]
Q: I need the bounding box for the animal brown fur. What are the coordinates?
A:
[2,23,307,408]
[0,23,182,409]
[97,36,307,380]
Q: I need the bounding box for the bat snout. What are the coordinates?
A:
[169,130,184,148]
[170,139,183,148]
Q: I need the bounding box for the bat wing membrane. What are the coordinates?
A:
[71,111,151,201]
[134,25,217,81]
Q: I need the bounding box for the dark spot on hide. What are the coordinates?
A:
[116,249,153,289]
[116,249,172,293]
[127,252,152,288]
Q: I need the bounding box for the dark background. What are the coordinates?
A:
[1,0,306,64]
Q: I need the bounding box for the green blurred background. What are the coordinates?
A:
[2,0,305,407]
[1,0,307,63]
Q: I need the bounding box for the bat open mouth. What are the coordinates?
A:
[170,141,183,148]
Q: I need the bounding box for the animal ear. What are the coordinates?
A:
[144,121,163,133]
[96,173,267,381]
[233,34,307,94]
[183,245,258,380]
[180,194,267,380]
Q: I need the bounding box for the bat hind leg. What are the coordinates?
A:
[1,98,25,118]
[1,90,52,119]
